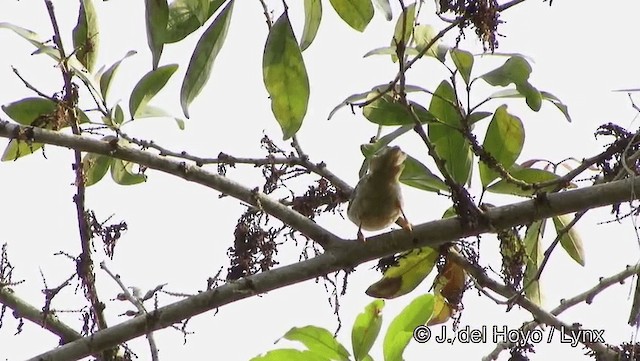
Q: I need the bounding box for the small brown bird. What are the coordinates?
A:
[347,146,412,241]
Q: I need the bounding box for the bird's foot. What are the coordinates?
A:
[398,216,413,233]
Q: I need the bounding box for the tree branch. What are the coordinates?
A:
[483,263,640,360]
[101,262,158,361]
[0,286,81,343]
[0,120,343,249]
[449,251,618,360]
[116,130,353,193]
[43,2,112,360]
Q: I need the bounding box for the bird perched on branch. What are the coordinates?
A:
[347,146,412,241]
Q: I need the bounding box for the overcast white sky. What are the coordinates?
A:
[2,1,640,360]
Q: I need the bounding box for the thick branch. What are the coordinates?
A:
[0,286,81,343]
[0,120,342,249]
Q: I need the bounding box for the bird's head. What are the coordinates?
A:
[368,146,407,180]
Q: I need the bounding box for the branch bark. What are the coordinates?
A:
[0,286,81,343]
[0,120,343,249]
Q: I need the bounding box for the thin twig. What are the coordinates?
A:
[258,0,273,30]
[116,129,354,193]
[117,129,294,166]
[43,2,113,360]
[512,210,588,303]
[101,262,159,361]
[483,263,640,360]
[12,67,56,101]
[448,250,618,360]
[0,286,81,343]
[354,0,529,109]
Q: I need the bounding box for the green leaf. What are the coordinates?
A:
[479,105,525,187]
[329,84,428,120]
[3,98,59,126]
[2,97,90,126]
[129,64,178,118]
[352,300,384,361]
[363,46,419,58]
[250,349,330,361]
[99,50,137,101]
[480,56,532,87]
[414,24,446,61]
[359,125,415,177]
[180,0,234,118]
[468,111,492,125]
[31,45,60,58]
[363,94,435,125]
[301,0,322,51]
[552,214,586,266]
[383,294,434,361]
[0,23,101,95]
[361,125,413,157]
[428,80,460,126]
[1,138,45,161]
[392,3,415,46]
[441,206,456,219]
[516,82,542,111]
[135,105,170,117]
[262,13,310,140]
[479,54,541,116]
[144,0,169,69]
[389,3,415,63]
[329,0,374,32]
[188,0,209,24]
[541,91,571,122]
[400,155,449,192]
[428,123,472,185]
[428,81,471,184]
[450,48,473,85]
[165,0,226,43]
[487,89,522,99]
[478,52,534,62]
[104,103,125,126]
[427,294,453,326]
[72,0,99,73]
[83,152,112,186]
[487,166,559,196]
[283,326,350,361]
[372,0,392,20]
[0,22,48,50]
[487,89,570,121]
[366,247,438,299]
[135,105,185,129]
[111,158,146,185]
[328,91,370,120]
[523,219,545,306]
